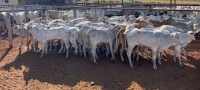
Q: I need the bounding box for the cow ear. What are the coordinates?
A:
[172,33,179,39]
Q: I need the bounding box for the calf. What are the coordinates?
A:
[115,20,148,62]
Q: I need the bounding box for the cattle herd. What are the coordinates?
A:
[0,8,200,70]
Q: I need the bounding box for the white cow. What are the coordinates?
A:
[12,12,26,25]
[154,25,196,62]
[27,11,39,21]
[87,25,121,63]
[29,25,70,58]
[124,29,185,69]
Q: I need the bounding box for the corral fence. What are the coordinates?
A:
[1,4,200,47]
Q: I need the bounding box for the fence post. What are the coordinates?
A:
[94,8,97,22]
[25,6,27,23]
[45,6,49,20]
[73,8,76,19]
[102,8,105,17]
[41,6,44,18]
[6,6,13,48]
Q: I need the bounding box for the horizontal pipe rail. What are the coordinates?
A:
[0,6,199,12]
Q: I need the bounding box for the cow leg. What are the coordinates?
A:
[64,41,70,58]
[53,42,57,51]
[74,42,78,56]
[157,52,161,65]
[182,47,189,62]
[19,36,23,50]
[127,45,134,69]
[32,38,37,52]
[152,49,157,70]
[83,43,87,58]
[45,42,48,56]
[144,47,149,61]
[176,47,183,67]
[26,34,30,50]
[135,46,140,61]
[97,44,100,54]
[91,44,97,64]
[40,41,46,58]
[140,46,144,57]
[49,41,52,52]
[173,49,177,62]
[70,39,78,55]
[59,40,64,53]
[78,42,82,56]
[106,44,110,57]
[132,48,136,60]
[109,42,115,60]
[120,46,125,62]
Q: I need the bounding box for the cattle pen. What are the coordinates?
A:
[0,3,200,90]
[1,4,200,47]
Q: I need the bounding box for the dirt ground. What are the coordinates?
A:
[0,32,200,90]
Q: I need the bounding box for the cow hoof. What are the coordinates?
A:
[153,66,157,70]
[173,59,176,63]
[130,66,134,69]
[180,64,184,68]
[158,62,162,65]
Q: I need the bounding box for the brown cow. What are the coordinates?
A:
[147,17,172,27]
[115,20,148,62]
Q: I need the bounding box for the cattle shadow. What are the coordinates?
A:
[2,40,200,89]
[0,47,12,62]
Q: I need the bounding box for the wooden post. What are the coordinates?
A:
[25,6,27,23]
[40,6,43,18]
[170,0,172,14]
[45,7,49,20]
[174,0,176,14]
[94,8,97,22]
[73,8,76,19]
[102,8,105,17]
[55,9,58,19]
[6,7,13,48]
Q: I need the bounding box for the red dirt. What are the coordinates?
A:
[0,34,200,90]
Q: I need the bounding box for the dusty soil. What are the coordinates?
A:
[0,33,200,90]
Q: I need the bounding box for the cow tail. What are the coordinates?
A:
[124,34,128,51]
[115,29,121,52]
